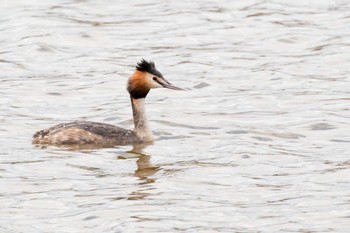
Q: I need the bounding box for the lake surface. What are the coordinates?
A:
[1,0,350,232]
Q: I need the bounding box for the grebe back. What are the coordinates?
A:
[32,59,184,146]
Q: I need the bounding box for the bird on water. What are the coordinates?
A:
[32,59,184,146]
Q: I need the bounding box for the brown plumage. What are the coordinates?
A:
[32,121,139,146]
[127,70,150,99]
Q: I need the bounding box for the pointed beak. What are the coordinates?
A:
[157,78,186,90]
[161,82,186,90]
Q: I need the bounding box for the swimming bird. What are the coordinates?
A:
[32,59,184,146]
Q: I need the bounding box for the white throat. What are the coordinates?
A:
[131,97,154,141]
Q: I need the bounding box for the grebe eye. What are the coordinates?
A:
[153,77,157,80]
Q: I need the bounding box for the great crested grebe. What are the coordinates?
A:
[32,59,184,146]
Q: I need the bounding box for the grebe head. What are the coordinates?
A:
[127,59,183,99]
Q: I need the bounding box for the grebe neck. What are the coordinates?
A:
[130,97,154,141]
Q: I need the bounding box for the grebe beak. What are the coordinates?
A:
[156,77,186,90]
[161,82,186,91]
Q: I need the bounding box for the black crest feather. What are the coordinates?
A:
[136,59,163,78]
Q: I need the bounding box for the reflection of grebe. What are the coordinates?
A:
[32,60,184,146]
[126,154,159,199]
[118,143,160,182]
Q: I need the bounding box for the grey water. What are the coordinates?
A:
[1,0,350,232]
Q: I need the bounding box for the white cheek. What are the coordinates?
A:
[150,82,162,88]
[146,73,162,88]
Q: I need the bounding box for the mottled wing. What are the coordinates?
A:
[32,121,138,145]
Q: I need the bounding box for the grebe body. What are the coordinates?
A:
[32,60,184,146]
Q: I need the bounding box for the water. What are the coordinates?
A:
[1,0,350,232]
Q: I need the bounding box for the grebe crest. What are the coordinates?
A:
[32,59,185,147]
